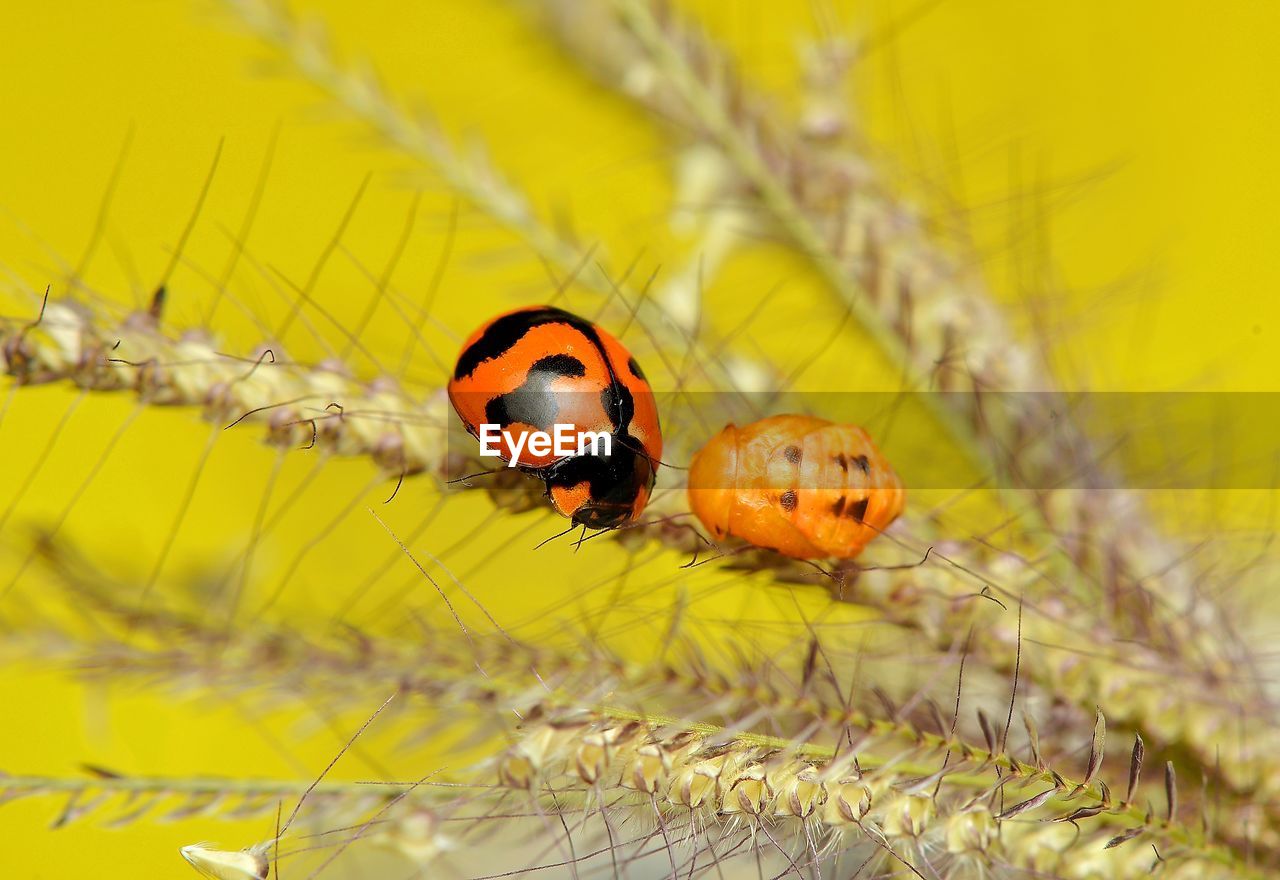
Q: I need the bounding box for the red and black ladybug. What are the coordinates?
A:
[448,306,662,529]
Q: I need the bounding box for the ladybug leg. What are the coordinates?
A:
[561,510,691,551]
[532,521,582,551]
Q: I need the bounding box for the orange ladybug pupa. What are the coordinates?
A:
[687,414,904,559]
[448,305,663,529]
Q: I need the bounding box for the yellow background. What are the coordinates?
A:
[1,0,1277,876]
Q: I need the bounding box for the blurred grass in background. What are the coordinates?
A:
[1,0,1278,875]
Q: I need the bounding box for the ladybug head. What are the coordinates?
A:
[545,434,657,530]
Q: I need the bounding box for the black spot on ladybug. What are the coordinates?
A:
[784,445,802,464]
[484,354,585,432]
[627,356,647,381]
[530,353,586,379]
[852,454,870,475]
[847,497,869,522]
[485,391,554,434]
[599,379,635,433]
[453,306,592,380]
[833,453,848,472]
[831,495,847,517]
[779,490,798,512]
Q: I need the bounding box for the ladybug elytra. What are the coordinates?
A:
[448,306,662,529]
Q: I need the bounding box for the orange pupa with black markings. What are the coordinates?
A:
[687,414,905,559]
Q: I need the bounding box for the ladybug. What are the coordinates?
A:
[686,414,904,559]
[447,305,662,529]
